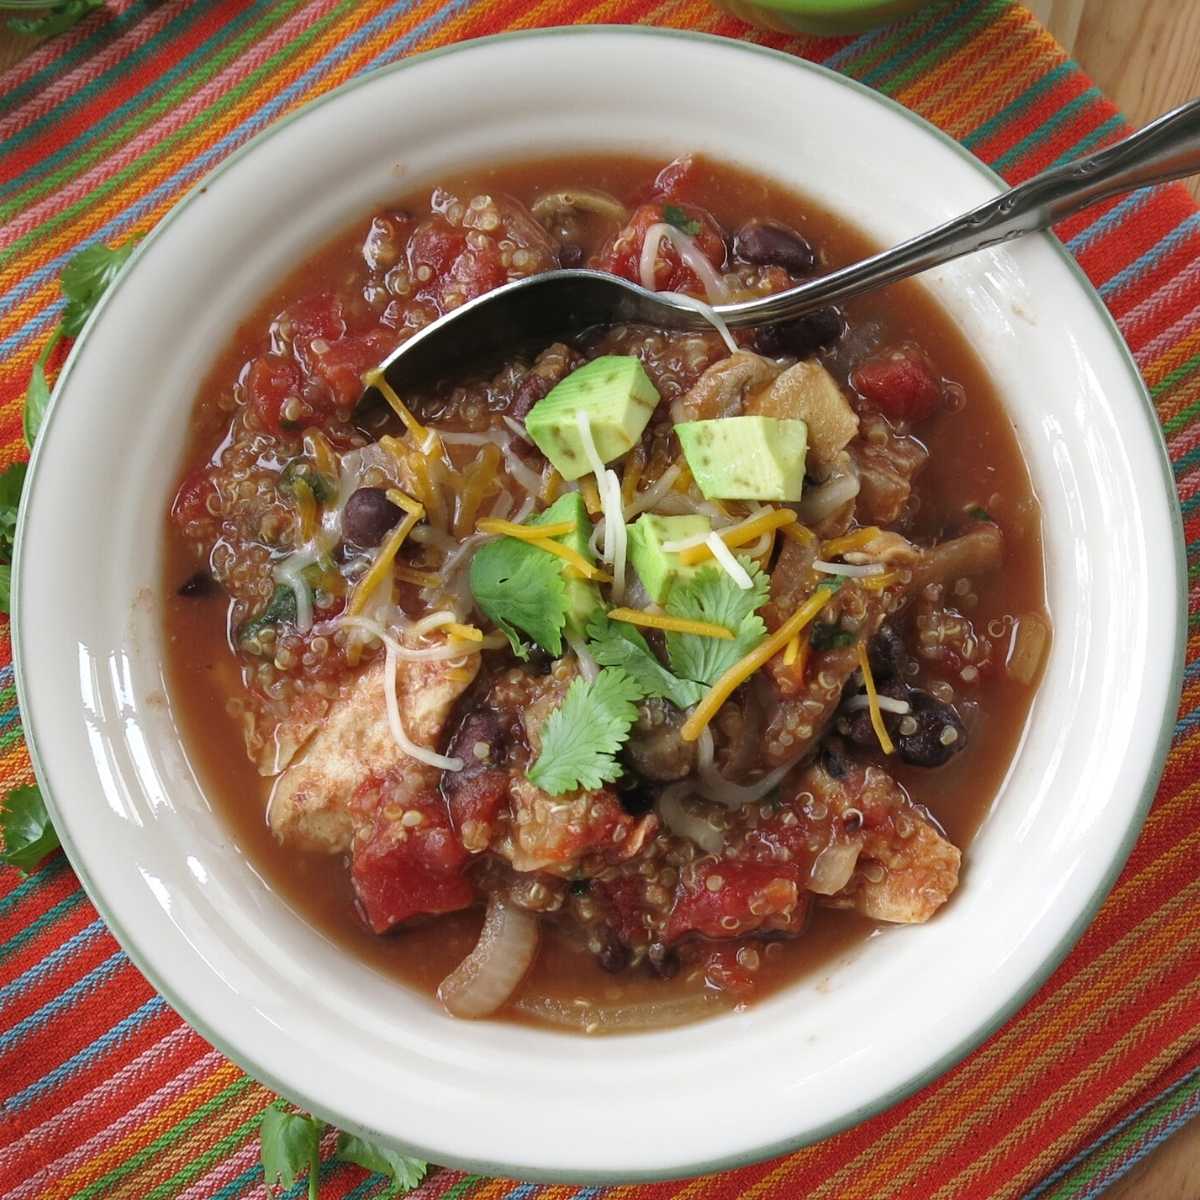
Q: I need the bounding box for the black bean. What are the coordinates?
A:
[509,370,555,422]
[896,691,968,768]
[558,241,585,269]
[597,935,631,974]
[868,624,909,681]
[844,679,909,751]
[177,570,216,598]
[819,737,853,780]
[647,942,680,979]
[342,486,401,548]
[733,219,816,275]
[752,306,845,359]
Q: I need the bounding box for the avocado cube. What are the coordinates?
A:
[675,416,808,501]
[525,356,660,481]
[531,492,603,638]
[627,513,712,604]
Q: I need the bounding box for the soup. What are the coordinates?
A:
[164,154,1047,1032]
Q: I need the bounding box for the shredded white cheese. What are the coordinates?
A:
[501,440,544,495]
[606,468,627,602]
[381,636,465,772]
[705,531,753,590]
[845,693,911,715]
[275,550,316,632]
[813,560,886,578]
[657,289,738,354]
[638,222,730,304]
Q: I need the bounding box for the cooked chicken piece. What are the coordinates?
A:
[670,350,779,423]
[850,411,929,525]
[803,756,960,923]
[747,359,859,476]
[268,642,479,853]
[909,522,1003,591]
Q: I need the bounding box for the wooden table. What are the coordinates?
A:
[1,1,1198,1196]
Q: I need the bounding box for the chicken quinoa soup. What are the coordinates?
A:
[165,154,1049,1032]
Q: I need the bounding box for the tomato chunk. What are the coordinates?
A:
[593,201,727,297]
[244,353,303,435]
[307,328,396,409]
[170,466,216,530]
[851,345,945,423]
[280,292,345,343]
[351,790,474,932]
[666,860,808,943]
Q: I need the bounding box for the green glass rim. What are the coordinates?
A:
[11,24,1187,1185]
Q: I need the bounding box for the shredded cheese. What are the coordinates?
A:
[677,508,798,566]
[292,477,318,543]
[579,476,603,515]
[476,517,576,541]
[345,508,420,617]
[526,534,609,581]
[821,526,882,559]
[656,289,739,354]
[379,636,464,771]
[539,466,563,503]
[638,222,730,304]
[444,622,483,642]
[783,635,800,666]
[608,607,734,640]
[862,570,901,592]
[780,522,817,545]
[302,428,338,480]
[362,368,436,452]
[813,560,885,578]
[857,643,895,755]
[385,488,424,517]
[680,586,838,742]
[704,532,753,590]
[393,566,443,588]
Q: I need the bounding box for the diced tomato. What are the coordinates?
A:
[444,238,507,303]
[244,353,303,435]
[593,201,727,297]
[666,860,807,943]
[632,155,704,204]
[592,875,654,948]
[280,292,345,343]
[170,466,216,529]
[307,328,396,409]
[444,768,510,851]
[851,345,945,424]
[408,216,467,278]
[351,790,474,932]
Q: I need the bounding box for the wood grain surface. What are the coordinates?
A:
[0,1,1198,1196]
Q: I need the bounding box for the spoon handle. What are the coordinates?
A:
[718,98,1200,328]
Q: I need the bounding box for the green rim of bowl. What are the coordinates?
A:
[12,24,1187,1185]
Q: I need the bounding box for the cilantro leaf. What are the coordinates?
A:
[239,582,299,647]
[336,1133,428,1196]
[664,559,769,686]
[967,505,993,522]
[662,203,702,237]
[59,239,141,337]
[527,667,642,795]
[0,461,27,564]
[7,0,104,38]
[23,338,56,449]
[1,785,60,874]
[0,565,11,615]
[809,622,856,651]
[585,610,703,709]
[260,1105,324,1200]
[469,534,568,659]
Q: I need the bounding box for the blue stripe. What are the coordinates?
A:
[859,0,977,90]
[0,951,125,1051]
[1064,189,1155,255]
[209,1163,262,1200]
[1098,212,1200,299]
[0,664,15,687]
[0,889,86,962]
[992,87,1103,173]
[820,22,896,71]
[0,854,68,918]
[5,995,167,1111]
[1045,114,1125,171]
[1079,1092,1200,1200]
[0,916,105,1007]
[961,62,1074,151]
[0,0,283,201]
[0,704,24,734]
[0,0,473,340]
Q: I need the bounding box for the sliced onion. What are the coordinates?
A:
[515,989,731,1033]
[623,461,683,520]
[658,783,724,855]
[501,441,544,495]
[1007,612,1050,685]
[808,839,863,896]
[813,559,884,578]
[697,758,799,810]
[639,222,730,304]
[502,415,531,443]
[438,897,540,1019]
[566,633,600,682]
[797,469,860,525]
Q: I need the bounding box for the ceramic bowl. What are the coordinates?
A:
[15,27,1184,1183]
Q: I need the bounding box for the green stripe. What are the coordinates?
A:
[439,1175,486,1200]
[0,853,67,917]
[1155,352,1200,420]
[0,889,85,962]
[961,61,1074,150]
[875,2,1002,98]
[1043,1073,1200,1198]
[991,87,1102,172]
[0,725,27,754]
[0,684,16,707]
[0,0,360,266]
[0,0,311,221]
[71,1075,257,1200]
[827,0,956,81]
[139,1106,264,1200]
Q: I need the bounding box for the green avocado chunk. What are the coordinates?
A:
[525,356,660,481]
[675,415,808,501]
[627,513,712,604]
[532,491,604,639]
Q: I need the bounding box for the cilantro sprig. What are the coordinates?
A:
[527,668,643,795]
[662,558,769,686]
[24,238,141,447]
[585,610,703,709]
[662,203,702,237]
[260,1103,428,1199]
[1,784,60,874]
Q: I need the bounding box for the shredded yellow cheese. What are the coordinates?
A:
[385,488,424,517]
[539,467,563,504]
[580,476,602,516]
[862,570,900,592]
[346,508,421,617]
[476,517,576,541]
[783,634,800,666]
[673,463,693,493]
[857,642,895,755]
[393,566,443,588]
[526,535,608,581]
[620,448,645,506]
[608,607,734,640]
[444,622,483,642]
[302,428,338,480]
[780,522,817,545]
[821,526,882,559]
[680,586,838,742]
[362,368,434,448]
[678,508,799,566]
[292,477,317,542]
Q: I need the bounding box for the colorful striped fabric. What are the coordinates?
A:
[1,0,1198,1196]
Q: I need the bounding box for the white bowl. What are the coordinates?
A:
[15,27,1185,1182]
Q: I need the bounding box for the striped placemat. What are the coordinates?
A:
[2,1,1199,1197]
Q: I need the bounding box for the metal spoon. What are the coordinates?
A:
[361,98,1200,406]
